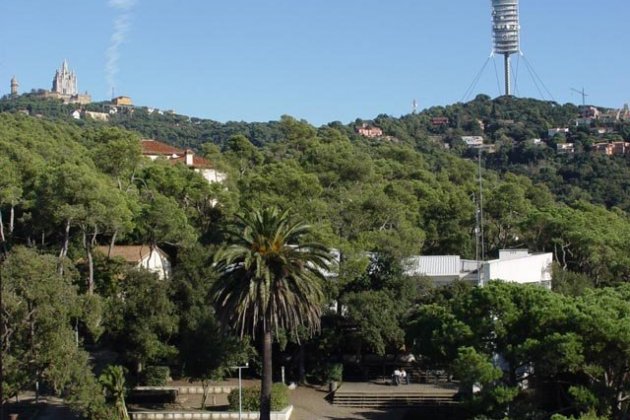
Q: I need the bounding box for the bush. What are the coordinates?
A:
[326,363,343,383]
[141,366,170,386]
[228,383,289,411]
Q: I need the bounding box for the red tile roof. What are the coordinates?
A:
[169,154,214,169]
[141,139,184,156]
[95,245,166,263]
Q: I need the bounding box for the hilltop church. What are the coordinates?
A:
[43,60,91,104]
[9,60,92,104]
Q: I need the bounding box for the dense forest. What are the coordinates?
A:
[1,93,630,419]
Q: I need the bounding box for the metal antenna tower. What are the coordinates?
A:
[571,87,589,106]
[491,0,520,96]
[478,149,486,286]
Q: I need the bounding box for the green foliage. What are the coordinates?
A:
[326,363,343,383]
[453,347,518,417]
[408,282,630,418]
[213,207,332,418]
[1,246,109,417]
[141,366,171,386]
[99,365,130,420]
[212,207,331,338]
[102,268,178,373]
[227,383,289,412]
[5,92,630,418]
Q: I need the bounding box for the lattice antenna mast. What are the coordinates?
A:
[491,0,520,96]
[571,87,589,106]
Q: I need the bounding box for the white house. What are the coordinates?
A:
[84,110,110,122]
[556,143,575,154]
[96,245,172,280]
[404,249,553,288]
[548,128,569,137]
[461,136,484,147]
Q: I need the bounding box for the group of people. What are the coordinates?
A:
[392,368,409,385]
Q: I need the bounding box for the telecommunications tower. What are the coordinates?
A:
[491,0,520,96]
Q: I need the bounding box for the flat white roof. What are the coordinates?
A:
[405,255,461,277]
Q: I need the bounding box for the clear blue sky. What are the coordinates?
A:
[1,1,629,126]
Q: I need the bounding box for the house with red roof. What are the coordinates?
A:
[141,139,226,184]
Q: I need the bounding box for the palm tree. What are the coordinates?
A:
[99,365,129,420]
[212,207,331,420]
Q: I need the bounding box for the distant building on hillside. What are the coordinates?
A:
[10,76,19,97]
[83,110,110,121]
[52,60,77,96]
[37,60,91,104]
[141,139,227,184]
[548,128,569,138]
[593,141,630,156]
[461,136,484,147]
[356,123,383,138]
[431,117,449,126]
[112,96,133,106]
[96,245,171,280]
[404,249,553,288]
[556,143,575,154]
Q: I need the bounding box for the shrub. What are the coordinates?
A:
[141,366,170,386]
[326,363,343,383]
[228,383,289,411]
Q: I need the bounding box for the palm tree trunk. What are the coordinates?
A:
[260,330,273,420]
[0,209,6,248]
[9,204,15,234]
[298,344,306,384]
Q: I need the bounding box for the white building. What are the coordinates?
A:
[461,136,484,147]
[404,249,552,288]
[96,245,172,280]
[548,128,569,137]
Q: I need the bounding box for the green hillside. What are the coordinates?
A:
[2,97,630,418]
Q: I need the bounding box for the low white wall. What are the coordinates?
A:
[135,386,236,395]
[130,405,293,420]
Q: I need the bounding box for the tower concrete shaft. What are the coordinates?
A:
[504,54,511,96]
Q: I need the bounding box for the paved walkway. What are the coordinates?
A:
[335,381,458,396]
[287,384,414,420]
[17,380,449,420]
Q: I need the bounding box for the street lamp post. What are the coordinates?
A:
[231,363,248,420]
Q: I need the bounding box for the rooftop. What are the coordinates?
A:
[141,139,184,156]
[95,245,164,263]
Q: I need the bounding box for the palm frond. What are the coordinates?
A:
[211,207,332,339]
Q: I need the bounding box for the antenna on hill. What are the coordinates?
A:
[491,0,520,96]
[477,149,486,286]
[412,99,418,114]
[571,87,589,106]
